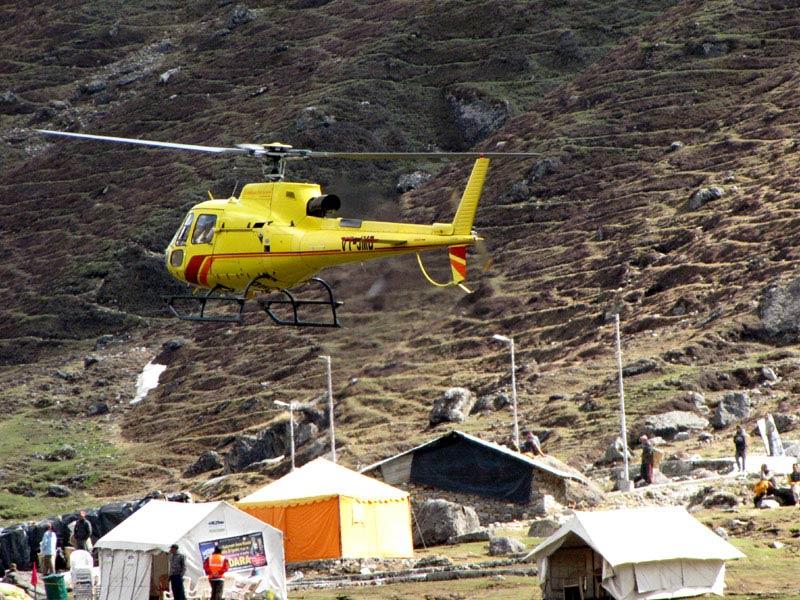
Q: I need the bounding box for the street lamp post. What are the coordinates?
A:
[319,355,336,463]
[274,400,296,470]
[614,313,632,491]
[492,334,519,450]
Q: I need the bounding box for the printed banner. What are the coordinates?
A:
[199,532,268,572]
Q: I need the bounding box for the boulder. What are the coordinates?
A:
[668,141,684,152]
[773,413,798,433]
[622,358,658,377]
[674,432,691,442]
[98,502,134,536]
[528,518,561,538]
[759,277,800,339]
[603,436,632,463]
[488,536,525,556]
[784,442,800,458]
[702,492,739,509]
[45,445,77,461]
[412,499,481,547]
[224,421,292,473]
[227,4,254,28]
[760,367,778,383]
[530,494,562,517]
[396,171,432,193]
[87,402,109,416]
[184,450,224,477]
[447,529,491,545]
[641,411,710,439]
[295,106,335,132]
[688,186,724,210]
[714,527,729,540]
[158,67,181,85]
[429,387,475,426]
[445,90,510,147]
[47,484,71,498]
[414,555,453,569]
[711,392,751,429]
[295,422,319,446]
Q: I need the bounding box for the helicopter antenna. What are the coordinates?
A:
[231,180,240,197]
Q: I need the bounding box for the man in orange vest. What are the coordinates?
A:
[203,546,229,600]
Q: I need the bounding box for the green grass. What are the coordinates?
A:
[0,413,123,522]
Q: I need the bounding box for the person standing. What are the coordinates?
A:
[639,435,655,485]
[788,463,800,505]
[40,523,58,575]
[73,511,92,551]
[168,544,187,600]
[733,425,748,472]
[203,546,229,600]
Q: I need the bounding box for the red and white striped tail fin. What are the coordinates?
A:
[448,245,472,292]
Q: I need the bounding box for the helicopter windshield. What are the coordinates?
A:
[172,212,194,247]
[192,214,217,245]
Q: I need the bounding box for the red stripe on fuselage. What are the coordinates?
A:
[185,255,206,284]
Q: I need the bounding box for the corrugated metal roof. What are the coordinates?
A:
[360,430,587,483]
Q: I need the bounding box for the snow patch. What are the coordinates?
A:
[131,361,167,404]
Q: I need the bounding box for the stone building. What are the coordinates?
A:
[361,431,599,522]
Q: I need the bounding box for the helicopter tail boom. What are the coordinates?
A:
[451,157,489,235]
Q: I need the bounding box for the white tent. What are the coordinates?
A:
[529,507,745,600]
[95,501,286,600]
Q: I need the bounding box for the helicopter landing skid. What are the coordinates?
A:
[258,277,342,328]
[165,286,246,323]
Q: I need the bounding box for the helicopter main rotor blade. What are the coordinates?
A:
[305,150,541,160]
[35,129,249,155]
[35,130,541,160]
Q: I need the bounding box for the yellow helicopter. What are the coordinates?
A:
[37,129,537,327]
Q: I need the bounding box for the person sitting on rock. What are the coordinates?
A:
[520,430,543,456]
[754,464,778,506]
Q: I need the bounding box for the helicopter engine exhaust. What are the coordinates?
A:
[306,194,341,218]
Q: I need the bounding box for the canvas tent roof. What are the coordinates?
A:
[96,500,228,552]
[238,457,409,507]
[531,506,745,567]
[361,430,587,483]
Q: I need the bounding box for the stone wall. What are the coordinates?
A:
[406,483,534,525]
[402,470,575,526]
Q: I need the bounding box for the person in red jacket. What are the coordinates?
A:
[203,546,229,600]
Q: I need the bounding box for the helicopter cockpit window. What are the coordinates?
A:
[192,214,217,244]
[173,213,194,247]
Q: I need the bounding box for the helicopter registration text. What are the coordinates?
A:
[341,236,375,251]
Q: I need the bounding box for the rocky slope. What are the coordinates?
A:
[2,0,800,519]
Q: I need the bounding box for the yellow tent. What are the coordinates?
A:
[237,458,413,563]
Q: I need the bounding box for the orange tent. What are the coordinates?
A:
[237,458,413,563]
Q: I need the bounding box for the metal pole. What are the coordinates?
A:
[615,313,630,487]
[320,355,336,463]
[509,337,519,450]
[288,402,296,470]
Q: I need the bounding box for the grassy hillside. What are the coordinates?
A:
[2,0,800,521]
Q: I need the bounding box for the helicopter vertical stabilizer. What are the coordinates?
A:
[451,158,489,235]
